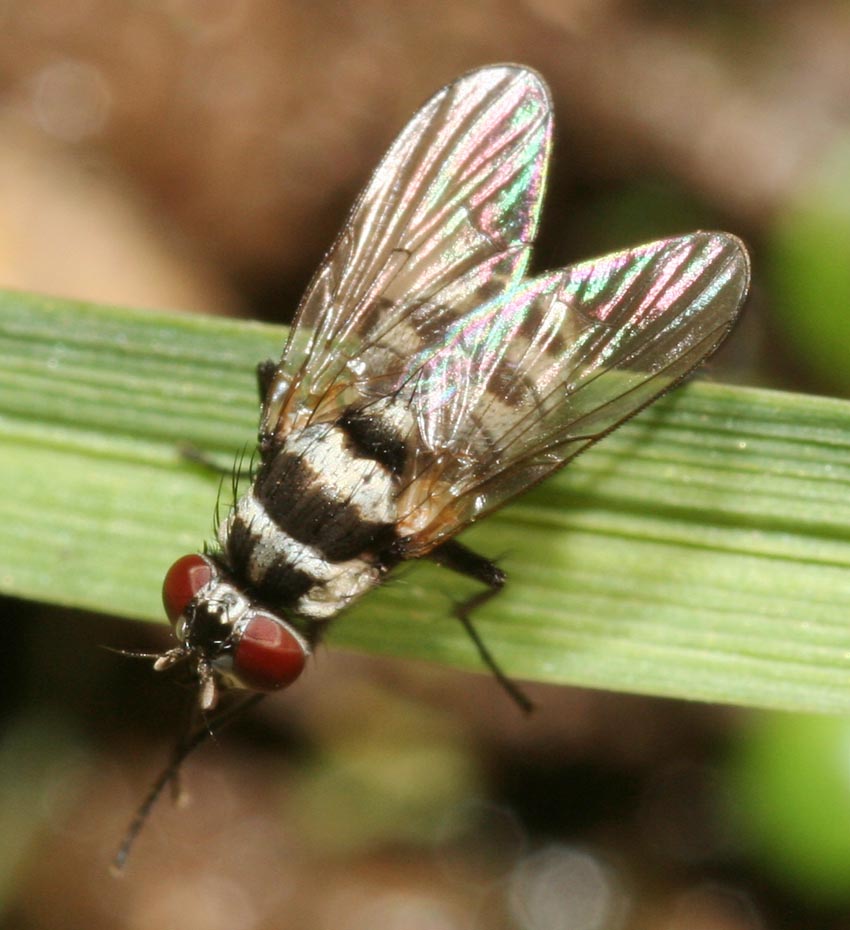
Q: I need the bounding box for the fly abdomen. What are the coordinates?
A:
[254,421,398,560]
[222,419,406,621]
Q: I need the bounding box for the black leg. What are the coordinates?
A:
[177,441,235,476]
[256,359,278,404]
[428,540,534,713]
[113,692,265,871]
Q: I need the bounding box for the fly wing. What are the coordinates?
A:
[394,232,750,554]
[261,65,552,441]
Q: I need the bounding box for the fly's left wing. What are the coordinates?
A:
[392,231,750,554]
[261,65,552,444]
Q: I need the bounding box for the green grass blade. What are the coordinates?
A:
[3,289,850,713]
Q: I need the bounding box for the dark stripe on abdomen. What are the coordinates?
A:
[225,514,313,606]
[337,408,407,476]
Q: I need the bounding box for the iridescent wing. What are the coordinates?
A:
[391,232,750,555]
[261,65,552,442]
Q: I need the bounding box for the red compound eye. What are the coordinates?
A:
[233,613,307,692]
[162,554,214,624]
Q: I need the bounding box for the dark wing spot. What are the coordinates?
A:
[517,300,545,342]
[488,356,531,409]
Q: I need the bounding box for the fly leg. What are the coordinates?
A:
[177,442,237,476]
[428,540,534,713]
[113,692,265,871]
[256,359,277,404]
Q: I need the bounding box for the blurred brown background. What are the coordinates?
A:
[3,2,850,929]
[3,0,845,329]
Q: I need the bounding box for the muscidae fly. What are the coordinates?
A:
[118,64,749,866]
[158,62,749,711]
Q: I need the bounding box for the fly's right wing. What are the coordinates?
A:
[390,232,750,553]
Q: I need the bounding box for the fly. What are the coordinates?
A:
[117,64,749,868]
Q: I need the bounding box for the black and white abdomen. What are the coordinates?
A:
[221,417,404,621]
